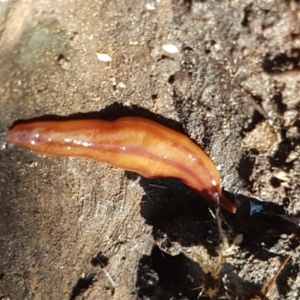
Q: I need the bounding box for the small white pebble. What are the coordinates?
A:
[26,161,38,168]
[96,53,112,62]
[162,44,179,54]
[214,43,221,51]
[117,82,126,89]
[274,170,290,182]
[145,3,155,10]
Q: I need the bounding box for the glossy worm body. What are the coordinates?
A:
[7,117,236,213]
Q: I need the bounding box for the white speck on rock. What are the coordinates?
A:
[96,53,112,62]
[145,3,155,10]
[162,44,179,54]
[117,82,126,89]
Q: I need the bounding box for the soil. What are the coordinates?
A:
[0,0,300,299]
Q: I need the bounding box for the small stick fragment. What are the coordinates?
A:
[261,254,292,299]
[95,256,116,292]
[149,183,167,189]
